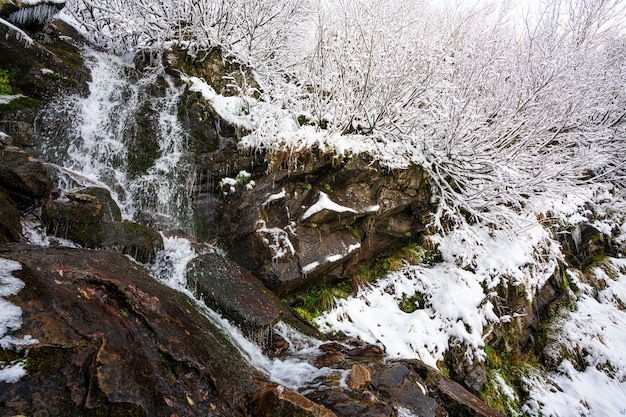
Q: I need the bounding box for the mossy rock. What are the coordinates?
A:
[98,221,164,263]
[43,196,163,263]
[78,186,123,222]
[167,46,260,97]
[127,100,162,177]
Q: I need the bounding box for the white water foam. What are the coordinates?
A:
[37,50,195,231]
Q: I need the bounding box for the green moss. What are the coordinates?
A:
[479,344,543,416]
[286,283,351,324]
[398,292,425,313]
[286,243,432,325]
[0,95,41,110]
[480,370,522,416]
[0,69,12,95]
[352,243,431,284]
[342,223,360,240]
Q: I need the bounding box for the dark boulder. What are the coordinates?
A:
[186,252,284,347]
[0,148,53,207]
[194,150,432,295]
[370,363,440,417]
[42,187,163,263]
[0,190,22,242]
[0,244,261,417]
[251,382,337,417]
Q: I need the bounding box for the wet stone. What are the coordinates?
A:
[186,252,284,348]
[372,363,440,417]
[348,364,371,390]
[308,389,393,417]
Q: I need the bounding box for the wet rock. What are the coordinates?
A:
[308,389,393,417]
[0,18,89,103]
[436,378,505,417]
[0,190,22,242]
[42,190,163,263]
[444,346,488,394]
[194,150,431,295]
[251,382,337,417]
[0,149,53,207]
[348,364,371,390]
[371,363,440,417]
[186,252,284,347]
[314,351,347,368]
[68,186,123,221]
[0,244,261,417]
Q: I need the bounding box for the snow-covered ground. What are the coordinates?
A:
[314,187,626,416]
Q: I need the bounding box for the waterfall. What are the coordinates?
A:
[36,50,196,232]
[33,47,342,393]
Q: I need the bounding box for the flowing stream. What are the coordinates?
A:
[33,48,344,392]
[36,50,196,232]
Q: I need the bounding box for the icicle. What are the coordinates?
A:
[0,18,34,46]
[8,4,62,26]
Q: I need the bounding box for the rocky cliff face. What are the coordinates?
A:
[192,147,432,295]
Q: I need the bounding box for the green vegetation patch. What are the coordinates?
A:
[0,69,12,95]
[287,243,433,324]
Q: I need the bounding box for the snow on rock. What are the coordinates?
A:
[262,189,287,207]
[316,213,559,369]
[301,192,358,220]
[0,257,37,383]
[184,76,256,130]
[316,263,493,368]
[0,362,27,384]
[256,220,296,261]
[520,258,626,416]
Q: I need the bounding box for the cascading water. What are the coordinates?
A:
[33,47,346,394]
[36,50,196,232]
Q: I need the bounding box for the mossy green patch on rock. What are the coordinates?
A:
[0,94,41,110]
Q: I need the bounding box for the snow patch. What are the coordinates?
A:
[262,189,287,207]
[0,362,27,384]
[256,220,296,261]
[316,214,559,368]
[1,257,38,383]
[302,192,358,220]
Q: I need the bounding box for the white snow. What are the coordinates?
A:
[302,192,358,220]
[521,258,626,416]
[0,363,27,383]
[316,212,559,368]
[262,189,287,207]
[1,257,38,384]
[255,220,296,261]
[302,261,320,274]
